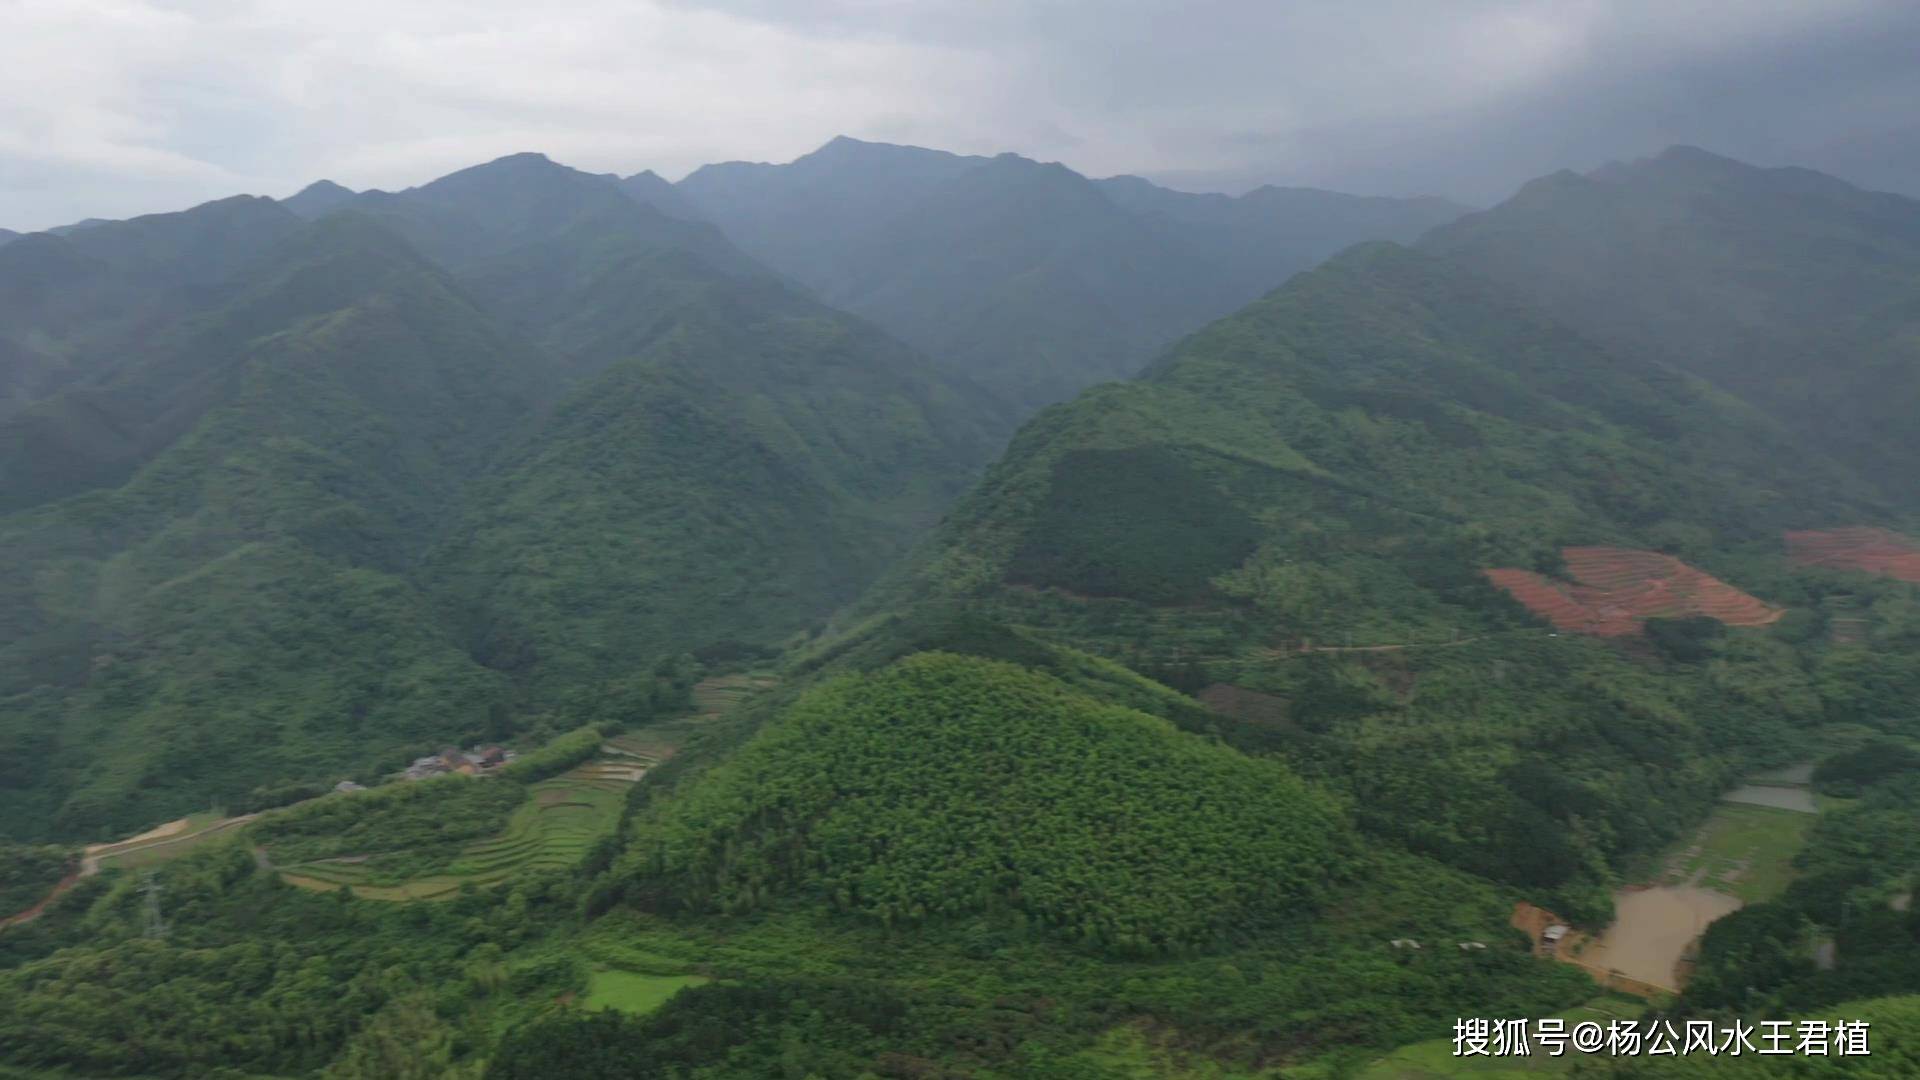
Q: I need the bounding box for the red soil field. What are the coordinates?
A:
[1785,527,1920,583]
[1485,546,1781,637]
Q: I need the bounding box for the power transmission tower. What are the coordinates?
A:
[141,873,168,939]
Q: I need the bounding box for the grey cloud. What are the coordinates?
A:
[3,1,1917,231]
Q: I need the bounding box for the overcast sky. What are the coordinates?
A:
[5,0,1919,231]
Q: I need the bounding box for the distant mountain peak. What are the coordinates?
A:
[1654,144,1740,167]
[407,151,606,203]
[281,179,357,219]
[1587,145,1865,201]
[46,216,115,237]
[1500,168,1601,204]
[617,169,704,221]
[295,178,353,197]
[796,135,969,169]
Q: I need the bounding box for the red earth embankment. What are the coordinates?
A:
[1486,546,1780,637]
[1785,527,1920,582]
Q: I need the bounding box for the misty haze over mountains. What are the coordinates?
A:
[8,134,1470,408]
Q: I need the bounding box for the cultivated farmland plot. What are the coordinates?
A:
[279,747,668,901]
[1786,526,1920,582]
[1485,546,1780,636]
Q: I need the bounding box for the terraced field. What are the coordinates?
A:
[279,747,671,900]
[1786,526,1920,582]
[1485,547,1780,637]
[691,672,778,718]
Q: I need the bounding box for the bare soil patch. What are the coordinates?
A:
[1485,546,1779,636]
[1786,527,1920,582]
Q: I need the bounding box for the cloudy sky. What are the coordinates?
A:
[4,0,1919,231]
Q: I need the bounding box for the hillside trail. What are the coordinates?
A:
[1268,629,1552,656]
[1285,636,1486,654]
[2,813,259,930]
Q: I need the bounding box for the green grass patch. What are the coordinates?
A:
[582,969,710,1015]
[1656,803,1816,903]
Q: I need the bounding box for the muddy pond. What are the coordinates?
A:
[1569,765,1819,992]
[1576,885,1743,989]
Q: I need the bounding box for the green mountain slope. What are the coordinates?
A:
[900,240,1877,617]
[1422,145,1920,503]
[431,275,1003,702]
[0,196,304,435]
[0,215,535,839]
[679,136,1466,410]
[854,240,1889,913]
[0,154,1007,841]
[364,153,1007,700]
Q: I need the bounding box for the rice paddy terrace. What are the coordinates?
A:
[1786,526,1920,582]
[691,672,779,718]
[1485,546,1781,637]
[278,735,675,901]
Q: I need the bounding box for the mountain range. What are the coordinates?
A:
[678,136,1469,408]
[6,136,1920,1077]
[0,149,995,838]
[0,138,1477,840]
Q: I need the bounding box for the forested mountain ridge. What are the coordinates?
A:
[677,135,1468,408]
[0,211,535,838]
[384,153,1007,699]
[0,153,1006,842]
[427,267,1005,708]
[1422,144,1920,503]
[0,195,306,442]
[891,238,1882,620]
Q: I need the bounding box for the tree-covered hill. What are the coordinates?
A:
[1422,145,1920,505]
[619,651,1352,954]
[678,135,1467,410]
